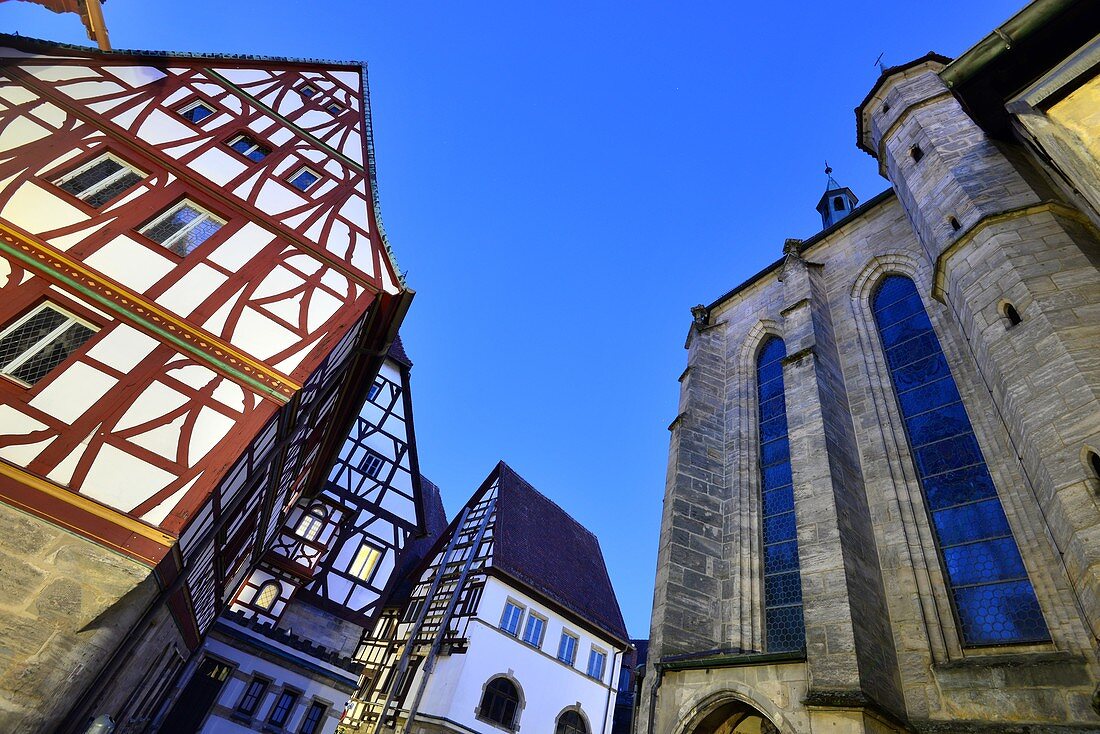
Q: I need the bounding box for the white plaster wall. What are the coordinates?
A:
[417,577,622,734]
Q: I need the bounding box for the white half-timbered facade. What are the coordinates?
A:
[0,34,411,733]
[348,462,631,734]
[154,340,429,734]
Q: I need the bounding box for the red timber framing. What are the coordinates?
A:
[0,33,413,712]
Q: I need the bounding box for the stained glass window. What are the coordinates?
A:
[757,336,805,653]
[872,274,1048,646]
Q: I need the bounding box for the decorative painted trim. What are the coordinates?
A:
[0,458,175,567]
[0,222,299,402]
[931,201,1096,302]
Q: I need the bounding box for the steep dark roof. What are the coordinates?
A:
[386,334,412,368]
[493,462,629,645]
[387,476,447,606]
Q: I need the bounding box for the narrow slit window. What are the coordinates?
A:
[1090,451,1100,482]
[55,153,145,208]
[178,100,215,124]
[0,303,97,386]
[288,167,321,192]
[757,336,805,653]
[1002,302,1022,328]
[910,144,924,163]
[226,134,271,162]
[872,274,1048,645]
[141,199,226,256]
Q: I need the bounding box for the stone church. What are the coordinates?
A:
[643,1,1100,732]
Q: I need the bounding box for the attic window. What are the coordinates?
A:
[910,144,924,163]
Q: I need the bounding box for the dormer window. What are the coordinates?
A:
[178,100,215,124]
[226,134,271,162]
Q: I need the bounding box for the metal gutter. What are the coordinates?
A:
[940,0,1078,89]
[658,650,805,673]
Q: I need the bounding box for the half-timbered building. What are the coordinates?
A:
[153,338,430,734]
[0,34,412,733]
[347,462,631,734]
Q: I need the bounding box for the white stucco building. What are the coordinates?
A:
[349,462,631,734]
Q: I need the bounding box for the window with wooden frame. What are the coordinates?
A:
[53,152,146,208]
[236,676,270,716]
[324,102,343,116]
[299,701,327,734]
[287,167,321,192]
[298,83,318,99]
[140,199,226,256]
[178,99,216,124]
[521,611,546,648]
[226,133,272,162]
[0,302,97,387]
[586,647,607,681]
[557,632,578,666]
[296,507,326,541]
[499,601,524,637]
[268,689,299,727]
[359,450,385,479]
[478,677,520,731]
[348,543,382,581]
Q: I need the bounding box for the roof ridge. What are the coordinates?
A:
[0,32,365,68]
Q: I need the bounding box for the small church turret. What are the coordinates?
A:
[815,163,858,229]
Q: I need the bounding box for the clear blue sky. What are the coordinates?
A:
[5,0,1023,638]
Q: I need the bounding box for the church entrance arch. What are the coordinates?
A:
[682,697,779,734]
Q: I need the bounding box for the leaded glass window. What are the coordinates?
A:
[178,100,215,124]
[226,134,272,162]
[0,303,96,386]
[141,200,226,256]
[871,274,1049,646]
[254,581,280,611]
[55,153,145,208]
[757,336,805,653]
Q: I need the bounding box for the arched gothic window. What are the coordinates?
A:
[556,710,587,734]
[254,581,280,611]
[479,677,519,730]
[871,275,1048,645]
[756,336,805,652]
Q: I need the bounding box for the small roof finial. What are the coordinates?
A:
[874,52,887,74]
[825,160,832,176]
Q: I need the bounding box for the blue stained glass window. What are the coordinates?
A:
[872,275,1048,646]
[756,336,805,652]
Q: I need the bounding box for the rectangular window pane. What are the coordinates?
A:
[59,158,122,197]
[143,203,203,244]
[142,201,225,257]
[290,169,320,191]
[349,545,381,580]
[587,649,606,679]
[500,602,522,635]
[301,702,326,734]
[180,102,214,123]
[0,307,69,371]
[270,691,297,725]
[557,633,576,664]
[84,171,143,208]
[522,615,544,647]
[171,216,223,256]
[0,306,96,387]
[932,499,1011,547]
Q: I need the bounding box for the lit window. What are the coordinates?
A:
[236,677,269,716]
[268,690,298,727]
[586,648,606,680]
[179,100,215,124]
[254,581,280,611]
[757,336,805,653]
[296,508,325,541]
[299,84,318,98]
[557,632,577,665]
[141,199,226,256]
[872,274,1048,645]
[361,450,384,478]
[556,711,587,734]
[55,153,145,208]
[499,602,523,636]
[288,167,320,192]
[521,613,545,648]
[300,702,327,734]
[227,133,272,162]
[349,544,382,581]
[478,677,519,730]
[0,303,96,386]
[325,102,342,116]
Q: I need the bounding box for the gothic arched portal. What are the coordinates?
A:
[687,699,779,734]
